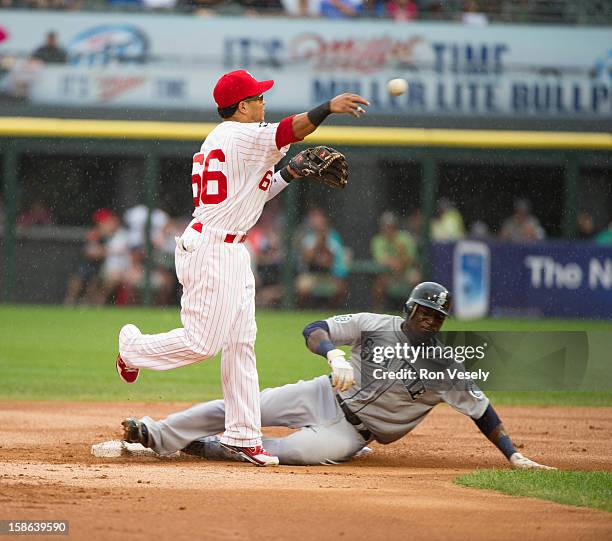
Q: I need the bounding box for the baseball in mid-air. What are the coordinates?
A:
[387,78,408,96]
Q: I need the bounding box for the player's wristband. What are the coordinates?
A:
[475,404,517,459]
[497,435,517,459]
[279,166,294,183]
[307,101,332,126]
[316,339,335,358]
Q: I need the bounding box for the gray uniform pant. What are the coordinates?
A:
[141,375,368,465]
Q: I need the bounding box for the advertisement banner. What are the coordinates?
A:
[0,10,610,116]
[432,241,612,319]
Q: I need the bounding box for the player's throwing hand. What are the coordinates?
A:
[329,93,370,117]
[289,92,369,140]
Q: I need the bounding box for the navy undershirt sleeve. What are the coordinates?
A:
[474,404,517,459]
[474,403,500,434]
[302,320,330,341]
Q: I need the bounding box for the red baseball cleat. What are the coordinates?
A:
[116,355,139,384]
[219,443,279,466]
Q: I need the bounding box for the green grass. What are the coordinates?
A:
[0,305,327,402]
[455,470,612,513]
[0,305,610,404]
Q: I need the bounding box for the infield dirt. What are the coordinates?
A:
[1,402,610,541]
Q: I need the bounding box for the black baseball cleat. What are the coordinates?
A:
[182,437,248,462]
[122,418,149,447]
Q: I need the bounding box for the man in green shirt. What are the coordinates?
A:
[370,211,420,312]
[595,220,612,245]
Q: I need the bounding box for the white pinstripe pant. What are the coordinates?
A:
[119,231,261,447]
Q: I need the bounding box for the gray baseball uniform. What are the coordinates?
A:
[139,313,489,465]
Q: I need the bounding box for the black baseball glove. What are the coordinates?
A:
[288,146,348,189]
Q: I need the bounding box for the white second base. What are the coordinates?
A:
[91,440,180,459]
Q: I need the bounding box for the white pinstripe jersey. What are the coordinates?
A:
[191,121,290,232]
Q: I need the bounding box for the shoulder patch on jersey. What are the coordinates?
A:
[258,122,269,128]
[333,315,353,323]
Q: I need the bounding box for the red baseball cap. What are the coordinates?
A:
[93,208,116,224]
[213,70,274,108]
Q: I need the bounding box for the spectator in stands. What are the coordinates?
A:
[361,0,385,17]
[461,0,488,26]
[431,198,465,241]
[469,220,490,239]
[370,211,420,312]
[2,53,43,99]
[576,211,595,240]
[404,207,423,249]
[155,215,188,304]
[239,0,284,14]
[120,203,178,305]
[121,244,176,305]
[320,0,363,18]
[16,198,53,228]
[31,31,67,65]
[180,0,238,15]
[247,201,285,307]
[295,207,348,308]
[500,199,545,242]
[405,208,422,234]
[13,0,80,7]
[64,208,112,306]
[281,0,320,16]
[94,209,131,305]
[123,203,169,250]
[144,0,179,9]
[595,218,612,246]
[424,0,446,20]
[106,0,145,8]
[386,0,418,21]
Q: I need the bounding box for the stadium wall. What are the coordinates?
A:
[1,119,610,312]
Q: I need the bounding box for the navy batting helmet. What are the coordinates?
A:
[404,281,452,318]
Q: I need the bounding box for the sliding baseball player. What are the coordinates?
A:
[121,282,554,470]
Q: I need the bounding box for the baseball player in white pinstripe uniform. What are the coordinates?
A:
[115,69,369,466]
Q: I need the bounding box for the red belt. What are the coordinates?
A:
[223,233,248,243]
[191,222,247,244]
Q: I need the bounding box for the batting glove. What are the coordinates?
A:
[327,349,355,392]
[509,452,556,470]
